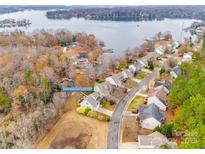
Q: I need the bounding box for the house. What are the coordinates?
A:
[195,27,205,36]
[105,72,127,87]
[63,47,67,53]
[138,104,165,130]
[155,46,165,56]
[166,43,175,53]
[76,52,89,64]
[80,92,101,110]
[122,69,133,79]
[170,66,181,79]
[172,41,181,49]
[147,88,167,111]
[181,52,193,63]
[138,131,176,149]
[138,59,149,68]
[129,61,143,74]
[94,81,113,97]
[154,80,172,94]
[138,52,161,68]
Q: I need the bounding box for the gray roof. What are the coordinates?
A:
[138,131,169,148]
[171,66,181,76]
[139,104,165,122]
[109,73,126,85]
[134,61,143,71]
[124,69,133,78]
[154,80,172,90]
[94,82,110,96]
[90,92,101,101]
[148,88,167,105]
[142,52,160,62]
[85,95,99,108]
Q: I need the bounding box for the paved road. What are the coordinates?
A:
[107,67,161,149]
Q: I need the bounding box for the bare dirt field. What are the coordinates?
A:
[37,110,108,149]
[121,116,152,143]
[36,93,108,149]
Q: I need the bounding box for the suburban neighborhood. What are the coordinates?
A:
[1,5,205,151]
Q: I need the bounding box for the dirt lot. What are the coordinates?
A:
[37,110,108,149]
[121,116,152,143]
[165,107,175,123]
[36,93,108,149]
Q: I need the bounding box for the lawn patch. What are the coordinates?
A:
[135,71,147,80]
[127,96,144,111]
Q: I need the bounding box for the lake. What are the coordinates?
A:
[0,10,199,55]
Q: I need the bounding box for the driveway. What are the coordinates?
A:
[97,107,113,117]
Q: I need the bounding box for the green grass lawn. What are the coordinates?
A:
[100,100,116,111]
[127,96,144,111]
[135,71,147,80]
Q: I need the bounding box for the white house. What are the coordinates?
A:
[196,27,205,36]
[138,59,148,68]
[138,52,161,68]
[128,61,143,74]
[170,66,181,79]
[154,80,172,94]
[94,81,113,97]
[138,104,165,130]
[181,52,193,63]
[155,46,165,56]
[138,131,176,149]
[63,47,67,53]
[105,72,127,87]
[76,52,89,64]
[80,92,101,111]
[172,41,181,49]
[154,85,169,94]
[147,88,167,111]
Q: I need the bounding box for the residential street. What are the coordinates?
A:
[107,67,161,149]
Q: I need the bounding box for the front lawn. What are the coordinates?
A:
[100,99,116,111]
[127,96,144,111]
[135,71,147,80]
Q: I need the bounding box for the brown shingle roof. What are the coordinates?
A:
[148,88,167,105]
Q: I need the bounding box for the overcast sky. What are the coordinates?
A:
[0,0,204,5]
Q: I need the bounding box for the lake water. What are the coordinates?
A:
[0,10,199,55]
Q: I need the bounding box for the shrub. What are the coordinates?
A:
[160,144,169,149]
[0,92,11,113]
[87,111,97,118]
[23,69,32,83]
[84,107,91,115]
[154,124,174,138]
[160,66,166,74]
[76,107,86,115]
[97,113,110,121]
[97,114,105,121]
[148,61,154,70]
